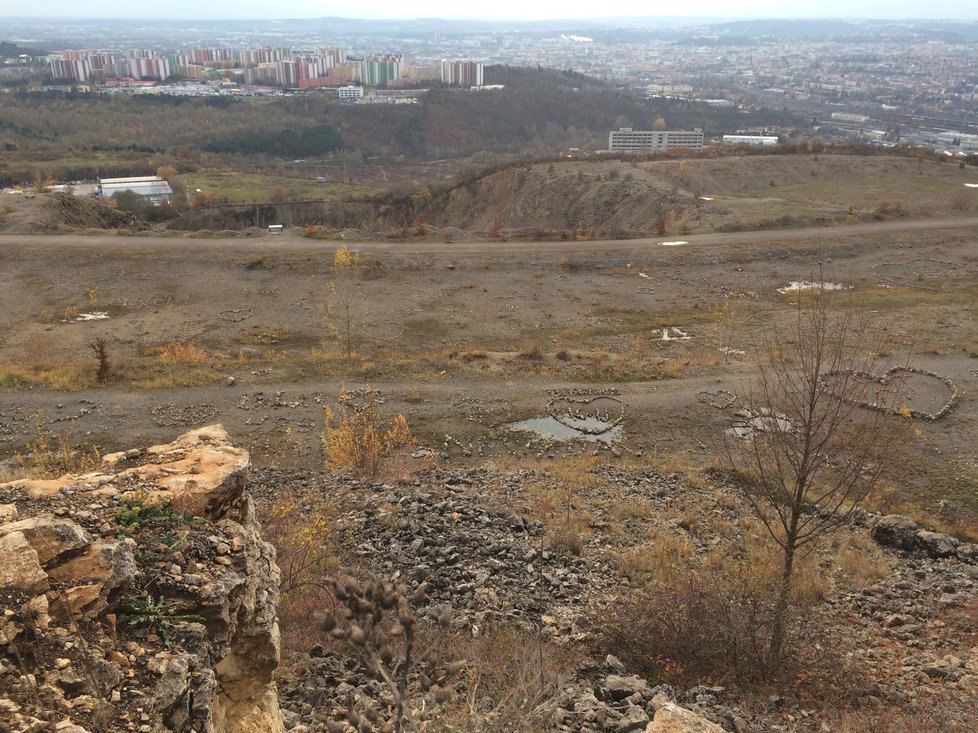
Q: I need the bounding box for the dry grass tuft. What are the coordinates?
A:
[516,340,544,361]
[459,348,489,361]
[597,529,842,685]
[615,527,694,585]
[432,626,583,732]
[826,706,978,733]
[157,340,209,363]
[0,364,96,391]
[827,532,895,588]
[12,424,102,480]
[323,393,414,479]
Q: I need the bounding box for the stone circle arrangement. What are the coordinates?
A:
[218,308,254,322]
[872,258,958,290]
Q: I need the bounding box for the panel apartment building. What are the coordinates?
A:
[608,128,704,153]
[440,60,484,86]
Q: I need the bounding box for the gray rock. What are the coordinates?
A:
[615,705,650,733]
[915,530,958,559]
[871,515,919,551]
[602,675,652,702]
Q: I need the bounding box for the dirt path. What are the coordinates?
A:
[2,214,977,256]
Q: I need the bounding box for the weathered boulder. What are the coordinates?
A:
[645,702,726,733]
[0,517,90,566]
[47,539,135,621]
[7,424,249,519]
[0,530,50,645]
[602,674,654,702]
[871,514,919,551]
[916,530,959,558]
[0,530,48,592]
[617,705,651,732]
[0,425,284,733]
[871,514,974,562]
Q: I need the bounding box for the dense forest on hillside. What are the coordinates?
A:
[0,65,805,185]
[0,41,46,58]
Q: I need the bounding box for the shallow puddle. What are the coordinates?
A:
[507,416,622,443]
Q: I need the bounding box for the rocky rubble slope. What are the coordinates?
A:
[253,466,978,733]
[0,425,283,733]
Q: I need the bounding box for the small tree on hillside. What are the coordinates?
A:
[723,280,911,673]
[31,169,54,194]
[111,190,149,219]
[156,166,187,208]
[326,244,363,357]
[410,184,432,211]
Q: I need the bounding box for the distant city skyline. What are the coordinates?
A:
[1,1,978,21]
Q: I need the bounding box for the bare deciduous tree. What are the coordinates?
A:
[326,245,363,357]
[724,282,911,672]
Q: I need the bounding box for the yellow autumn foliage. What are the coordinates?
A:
[323,399,413,478]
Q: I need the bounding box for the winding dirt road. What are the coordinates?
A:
[2,215,977,256]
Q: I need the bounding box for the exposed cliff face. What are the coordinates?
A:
[435,164,682,234]
[0,425,284,733]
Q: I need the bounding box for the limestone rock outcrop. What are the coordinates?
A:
[645,703,726,733]
[872,514,977,563]
[0,425,284,733]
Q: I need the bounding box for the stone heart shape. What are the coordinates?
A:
[548,396,624,435]
[821,366,958,421]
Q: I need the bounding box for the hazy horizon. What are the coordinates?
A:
[1,1,977,22]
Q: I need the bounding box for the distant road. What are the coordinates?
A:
[2,215,976,258]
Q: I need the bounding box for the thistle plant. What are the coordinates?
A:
[319,576,465,733]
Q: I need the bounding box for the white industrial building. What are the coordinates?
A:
[608,128,704,153]
[73,176,173,205]
[830,112,870,124]
[337,85,364,102]
[722,135,780,146]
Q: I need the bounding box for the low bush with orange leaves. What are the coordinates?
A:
[259,489,339,651]
[323,393,414,479]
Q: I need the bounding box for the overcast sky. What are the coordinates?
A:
[1,1,977,20]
